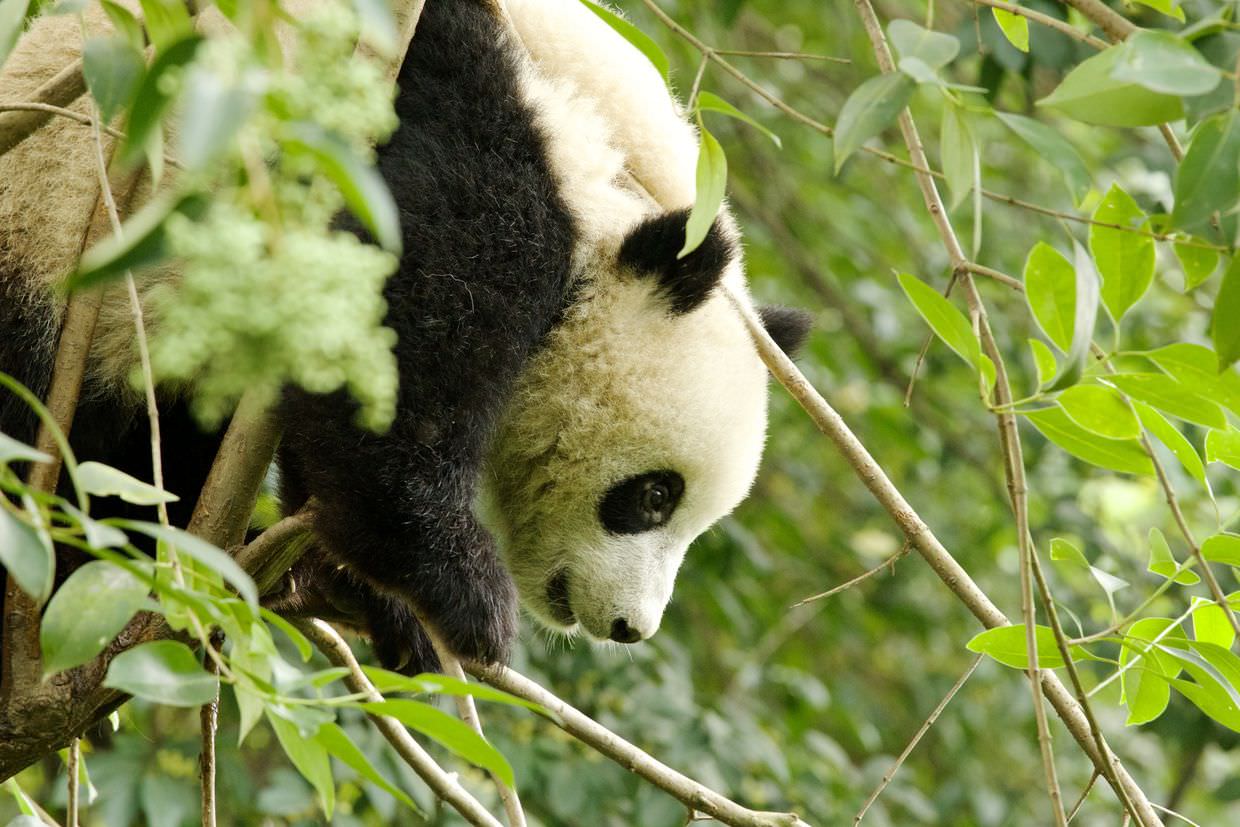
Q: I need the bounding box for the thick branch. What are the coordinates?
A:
[466,662,810,827]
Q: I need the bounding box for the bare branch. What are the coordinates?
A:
[66,740,79,827]
[970,0,1109,48]
[853,655,982,824]
[792,543,910,607]
[466,661,810,827]
[0,59,86,157]
[293,619,504,827]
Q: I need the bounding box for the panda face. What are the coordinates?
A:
[478,211,779,644]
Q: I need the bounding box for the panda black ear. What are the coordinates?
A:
[617,209,736,315]
[760,305,813,357]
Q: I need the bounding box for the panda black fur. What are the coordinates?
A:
[0,0,811,674]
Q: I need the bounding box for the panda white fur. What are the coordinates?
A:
[0,0,811,672]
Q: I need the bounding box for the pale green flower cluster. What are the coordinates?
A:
[148,0,401,431]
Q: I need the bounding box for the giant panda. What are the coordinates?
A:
[0,0,811,673]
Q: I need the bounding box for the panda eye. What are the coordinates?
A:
[599,471,685,535]
[642,483,669,513]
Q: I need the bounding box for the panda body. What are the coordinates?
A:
[0,0,809,671]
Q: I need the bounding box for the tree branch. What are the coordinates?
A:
[465,661,811,827]
[0,59,86,157]
[294,619,504,827]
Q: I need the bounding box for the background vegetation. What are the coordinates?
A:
[2,0,1240,824]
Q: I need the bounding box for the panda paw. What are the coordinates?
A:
[405,537,519,666]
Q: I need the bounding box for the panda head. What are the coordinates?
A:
[482,208,811,645]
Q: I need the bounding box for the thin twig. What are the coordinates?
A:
[853,655,982,824]
[846,0,1069,818]
[65,740,79,827]
[423,627,526,827]
[971,0,1109,48]
[792,543,910,606]
[465,662,810,827]
[200,631,223,827]
[1066,773,1106,823]
[712,48,850,63]
[1142,434,1240,640]
[0,59,86,157]
[965,261,1023,291]
[0,103,182,167]
[294,619,503,827]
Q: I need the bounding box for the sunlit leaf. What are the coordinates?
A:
[1039,45,1184,126]
[360,699,515,787]
[361,667,548,713]
[1194,599,1235,649]
[1049,537,1089,567]
[1024,407,1154,475]
[1024,242,1075,351]
[120,34,204,166]
[1058,384,1139,440]
[1045,243,1099,392]
[1147,343,1240,415]
[41,561,148,675]
[267,710,335,816]
[1112,31,1221,96]
[696,91,781,148]
[78,461,178,506]
[137,0,192,52]
[104,641,219,706]
[1135,403,1207,488]
[1147,527,1200,585]
[119,521,258,607]
[1132,0,1184,21]
[1106,374,1227,430]
[966,624,1085,669]
[680,123,726,258]
[1205,428,1240,469]
[314,722,416,809]
[1028,339,1057,388]
[1202,533,1240,566]
[1090,184,1154,321]
[1175,241,1219,290]
[0,432,49,466]
[833,72,915,172]
[992,7,1028,52]
[579,0,668,81]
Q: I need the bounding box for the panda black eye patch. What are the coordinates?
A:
[599,471,685,535]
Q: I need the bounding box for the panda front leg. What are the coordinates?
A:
[277,394,519,669]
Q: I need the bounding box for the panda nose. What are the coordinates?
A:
[609,618,642,644]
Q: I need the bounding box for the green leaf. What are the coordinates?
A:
[1038,46,1184,127]
[0,0,30,73]
[1132,0,1184,21]
[1213,255,1240,371]
[82,36,144,123]
[1024,242,1075,351]
[996,113,1091,207]
[119,522,258,607]
[361,667,547,714]
[992,7,1029,52]
[1058,384,1139,440]
[1045,243,1100,392]
[1024,407,1154,475]
[0,504,53,603]
[1135,403,1207,487]
[1184,32,1240,125]
[1028,339,1057,387]
[1147,527,1200,585]
[940,103,976,210]
[1194,600,1235,649]
[1146,343,1240,415]
[1202,533,1240,566]
[78,461,178,505]
[40,561,148,675]
[579,0,668,82]
[360,699,515,787]
[1050,537,1089,567]
[1119,618,1181,725]
[314,722,416,809]
[0,432,49,466]
[104,640,219,706]
[1205,428,1240,469]
[679,123,727,258]
[68,192,207,292]
[1175,241,1219,289]
[137,0,192,52]
[1090,184,1154,320]
[897,272,981,368]
[260,607,313,661]
[1112,31,1221,96]
[696,91,780,148]
[888,19,959,69]
[966,624,1085,669]
[1171,110,1240,235]
[101,0,144,52]
[833,72,915,172]
[120,34,203,167]
[267,710,335,817]
[177,67,261,171]
[283,124,402,255]
[1106,374,1227,430]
